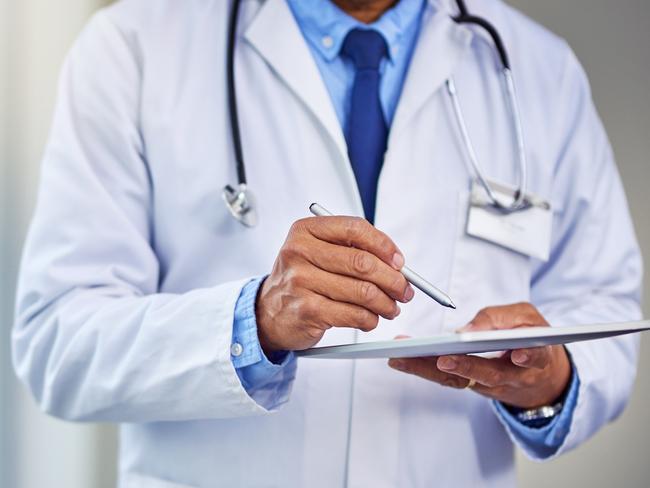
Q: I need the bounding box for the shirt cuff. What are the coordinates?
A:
[231,277,297,409]
[494,365,580,458]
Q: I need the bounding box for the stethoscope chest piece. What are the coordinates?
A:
[222,183,258,227]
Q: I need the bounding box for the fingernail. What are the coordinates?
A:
[404,285,415,302]
[438,356,458,371]
[392,252,405,270]
[389,359,406,370]
[512,351,529,364]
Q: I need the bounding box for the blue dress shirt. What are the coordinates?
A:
[287,0,424,131]
[231,0,580,454]
[231,277,296,407]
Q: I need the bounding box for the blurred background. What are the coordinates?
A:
[1,0,648,486]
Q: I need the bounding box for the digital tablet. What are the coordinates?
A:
[296,321,650,360]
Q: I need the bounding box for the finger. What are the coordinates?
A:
[388,357,469,389]
[510,346,552,370]
[436,355,522,388]
[303,238,413,303]
[301,216,405,270]
[306,293,380,333]
[306,266,400,320]
[458,303,548,332]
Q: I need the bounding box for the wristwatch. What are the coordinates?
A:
[514,401,564,428]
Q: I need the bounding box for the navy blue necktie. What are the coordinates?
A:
[341,28,388,223]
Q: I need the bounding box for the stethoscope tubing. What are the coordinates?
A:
[227,0,247,187]
[223,0,531,225]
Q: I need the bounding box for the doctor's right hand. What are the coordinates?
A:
[256,216,415,353]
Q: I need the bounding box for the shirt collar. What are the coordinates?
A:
[287,0,429,64]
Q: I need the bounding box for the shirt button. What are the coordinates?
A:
[322,36,334,48]
[230,343,244,357]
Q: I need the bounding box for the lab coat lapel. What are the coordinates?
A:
[244,0,349,166]
[389,3,473,141]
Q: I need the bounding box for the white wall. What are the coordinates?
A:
[0,1,649,487]
[1,1,114,487]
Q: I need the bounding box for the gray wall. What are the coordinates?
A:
[0,1,648,487]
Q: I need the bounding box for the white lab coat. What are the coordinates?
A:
[13,0,643,486]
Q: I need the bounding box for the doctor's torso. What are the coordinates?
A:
[37,0,610,486]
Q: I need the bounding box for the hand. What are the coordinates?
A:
[257,216,415,353]
[388,303,572,408]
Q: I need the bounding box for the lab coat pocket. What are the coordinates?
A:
[120,472,197,488]
[444,190,532,330]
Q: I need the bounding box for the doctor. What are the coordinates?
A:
[12,0,643,486]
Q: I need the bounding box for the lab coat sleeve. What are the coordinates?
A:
[11,12,293,422]
[493,365,580,457]
[507,47,644,460]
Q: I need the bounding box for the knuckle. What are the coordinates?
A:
[389,273,407,296]
[344,217,367,243]
[480,306,497,319]
[454,359,470,376]
[280,240,304,261]
[441,376,465,389]
[475,308,493,322]
[475,307,498,328]
[351,251,375,275]
[518,302,537,313]
[521,373,538,388]
[377,232,396,255]
[299,297,319,321]
[358,310,379,331]
[278,245,294,262]
[290,218,309,234]
[305,326,324,341]
[486,370,503,387]
[511,302,546,326]
[534,349,552,369]
[283,267,305,291]
[358,281,378,302]
[529,306,547,325]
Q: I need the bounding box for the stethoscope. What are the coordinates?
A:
[222,0,530,228]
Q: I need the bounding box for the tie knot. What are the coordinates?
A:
[341,28,388,71]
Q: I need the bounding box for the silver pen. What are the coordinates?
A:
[309,203,456,310]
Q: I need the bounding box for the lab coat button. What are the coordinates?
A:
[230,343,244,357]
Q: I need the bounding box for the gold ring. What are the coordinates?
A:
[465,378,477,389]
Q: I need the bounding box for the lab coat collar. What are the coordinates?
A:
[243,0,465,157]
[244,0,349,166]
[243,0,472,203]
[389,1,473,140]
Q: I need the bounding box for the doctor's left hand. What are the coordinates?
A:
[388,303,572,409]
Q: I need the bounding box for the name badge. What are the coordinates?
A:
[466,179,552,261]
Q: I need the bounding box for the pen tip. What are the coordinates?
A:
[448,300,457,310]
